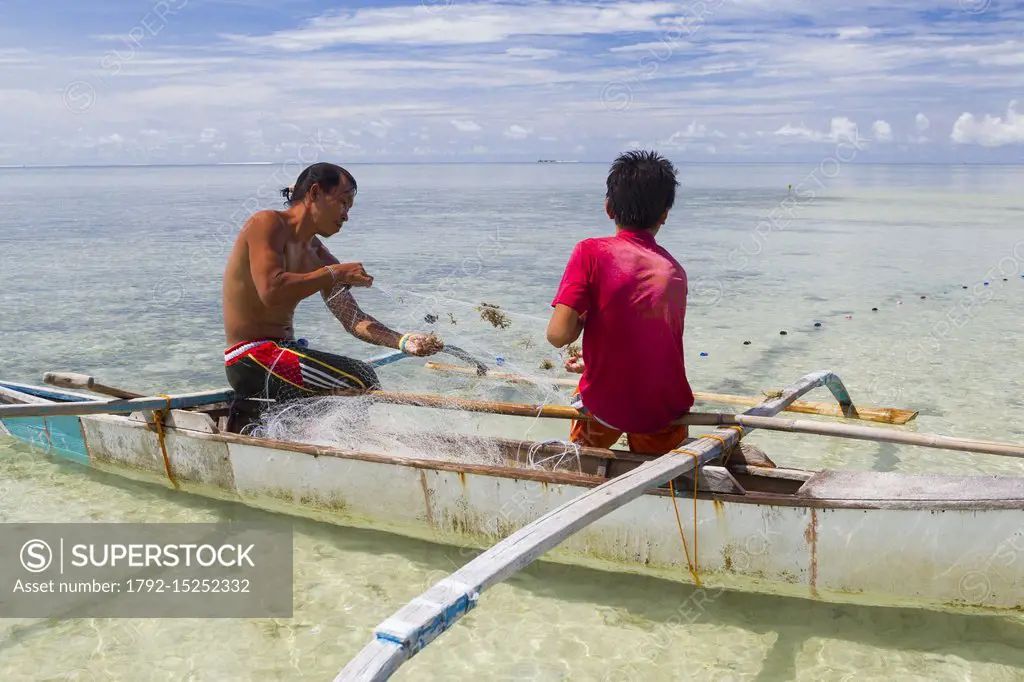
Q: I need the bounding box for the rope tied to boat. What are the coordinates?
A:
[700,426,745,464]
[668,447,702,588]
[147,393,179,490]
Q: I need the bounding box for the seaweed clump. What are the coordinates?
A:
[540,359,555,370]
[477,302,511,329]
[566,343,581,359]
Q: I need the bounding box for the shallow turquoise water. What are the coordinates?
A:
[2,162,1024,680]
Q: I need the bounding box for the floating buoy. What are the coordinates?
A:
[897,300,903,305]
[814,322,822,327]
[496,356,506,366]
[962,285,968,289]
[845,314,853,319]
[743,341,751,345]
[780,330,788,335]
[985,282,990,286]
[297,338,309,348]
[1003,278,1008,282]
[920,296,926,299]
[871,307,878,312]
[424,313,438,324]
[700,352,709,357]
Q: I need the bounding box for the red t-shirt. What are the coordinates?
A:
[551,229,694,433]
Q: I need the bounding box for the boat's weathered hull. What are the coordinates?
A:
[2,394,1023,617]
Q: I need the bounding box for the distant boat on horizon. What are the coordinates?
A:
[537,159,579,164]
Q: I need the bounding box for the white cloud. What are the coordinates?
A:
[871,120,892,142]
[665,121,726,146]
[503,124,531,140]
[910,112,930,144]
[836,26,878,40]
[224,3,680,50]
[505,47,560,59]
[368,119,393,138]
[608,41,695,54]
[951,100,1024,147]
[450,119,482,132]
[774,116,862,144]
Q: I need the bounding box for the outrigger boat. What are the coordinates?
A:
[1,353,1022,624]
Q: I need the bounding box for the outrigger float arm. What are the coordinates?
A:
[334,369,849,682]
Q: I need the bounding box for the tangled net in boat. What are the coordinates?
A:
[246,390,580,473]
[247,395,509,466]
[525,439,583,474]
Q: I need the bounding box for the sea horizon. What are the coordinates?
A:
[3,160,1024,170]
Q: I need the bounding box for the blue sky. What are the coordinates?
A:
[2,0,1023,164]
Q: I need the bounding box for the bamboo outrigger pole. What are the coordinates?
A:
[423,361,918,424]
[329,388,1024,461]
[334,370,852,681]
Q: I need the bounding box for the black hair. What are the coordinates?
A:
[605,150,679,231]
[280,162,357,205]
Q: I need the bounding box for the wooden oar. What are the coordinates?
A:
[331,388,1024,460]
[335,370,833,681]
[423,361,919,425]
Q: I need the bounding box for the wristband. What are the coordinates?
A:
[398,333,412,353]
[325,267,351,293]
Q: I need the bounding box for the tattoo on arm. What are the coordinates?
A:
[323,285,361,329]
[322,279,403,348]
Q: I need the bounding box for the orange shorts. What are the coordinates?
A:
[569,391,689,455]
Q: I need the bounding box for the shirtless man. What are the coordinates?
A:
[222,162,443,401]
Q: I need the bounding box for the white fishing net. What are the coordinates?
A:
[246,284,592,472]
[247,395,588,473]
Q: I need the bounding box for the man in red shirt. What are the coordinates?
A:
[547,150,694,454]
